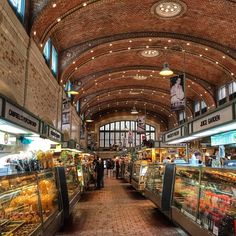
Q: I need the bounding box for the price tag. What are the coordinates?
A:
[213,225,219,236]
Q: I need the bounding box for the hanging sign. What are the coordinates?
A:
[137,116,146,134]
[4,102,40,133]
[48,127,62,142]
[170,74,185,111]
[211,130,236,146]
[192,105,233,133]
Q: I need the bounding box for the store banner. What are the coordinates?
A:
[49,127,62,142]
[137,116,146,134]
[4,102,40,133]
[170,74,185,111]
[62,98,71,125]
[192,105,233,133]
[128,130,134,144]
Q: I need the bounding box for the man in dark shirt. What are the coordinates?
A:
[95,158,104,189]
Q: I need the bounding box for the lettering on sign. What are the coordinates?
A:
[193,106,232,133]
[200,115,220,127]
[49,127,61,142]
[165,128,181,141]
[4,102,39,132]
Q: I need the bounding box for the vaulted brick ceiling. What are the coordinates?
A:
[30,0,236,129]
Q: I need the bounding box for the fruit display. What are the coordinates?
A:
[13,223,40,236]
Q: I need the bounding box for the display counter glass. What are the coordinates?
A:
[0,172,42,236]
[37,170,60,226]
[172,166,236,236]
[198,168,236,235]
[64,166,81,201]
[132,163,148,184]
[145,163,165,196]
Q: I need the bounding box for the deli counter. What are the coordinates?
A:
[172,166,236,236]
[131,161,148,192]
[144,164,236,236]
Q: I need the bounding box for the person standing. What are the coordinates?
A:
[95,158,104,189]
[115,158,120,179]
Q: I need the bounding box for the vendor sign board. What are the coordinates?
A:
[192,105,233,133]
[4,102,40,133]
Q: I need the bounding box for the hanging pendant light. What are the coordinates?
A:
[131,106,138,115]
[159,62,174,76]
[85,114,94,122]
[67,84,79,95]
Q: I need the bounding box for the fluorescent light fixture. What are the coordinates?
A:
[168,122,236,144]
[0,119,33,134]
[131,106,138,115]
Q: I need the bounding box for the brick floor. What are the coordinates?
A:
[57,177,183,236]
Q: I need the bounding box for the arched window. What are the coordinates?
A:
[8,0,25,21]
[99,121,156,148]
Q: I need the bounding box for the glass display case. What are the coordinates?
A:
[64,166,81,201]
[198,168,236,236]
[131,161,148,191]
[37,170,60,229]
[172,166,236,236]
[0,172,42,236]
[173,165,201,221]
[145,163,165,196]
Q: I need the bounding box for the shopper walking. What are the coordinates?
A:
[95,157,104,189]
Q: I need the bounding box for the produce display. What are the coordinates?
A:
[145,164,165,196]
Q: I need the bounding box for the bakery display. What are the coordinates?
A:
[0,170,60,235]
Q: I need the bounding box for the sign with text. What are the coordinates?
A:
[170,74,185,111]
[4,102,40,133]
[48,127,62,142]
[211,130,236,146]
[164,128,181,142]
[192,106,233,133]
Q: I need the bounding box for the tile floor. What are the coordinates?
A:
[57,177,185,236]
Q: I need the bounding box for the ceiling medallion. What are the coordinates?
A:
[140,49,159,58]
[133,74,147,80]
[151,0,187,19]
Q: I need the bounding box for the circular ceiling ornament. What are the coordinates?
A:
[133,74,148,80]
[140,49,160,58]
[151,0,187,19]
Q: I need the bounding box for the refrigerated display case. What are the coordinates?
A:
[131,161,148,191]
[171,166,236,236]
[145,163,175,217]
